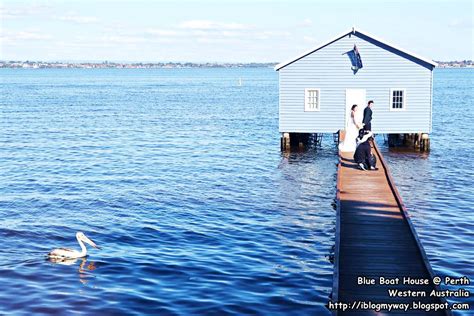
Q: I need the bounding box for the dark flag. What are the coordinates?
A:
[345,45,363,73]
[353,45,363,69]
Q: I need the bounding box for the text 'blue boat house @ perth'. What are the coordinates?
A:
[275,27,437,151]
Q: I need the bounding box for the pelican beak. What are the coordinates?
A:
[84,236,100,250]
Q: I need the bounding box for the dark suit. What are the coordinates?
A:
[354,141,370,166]
[363,106,372,131]
[354,140,375,169]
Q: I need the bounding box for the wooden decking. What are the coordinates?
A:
[332,140,450,315]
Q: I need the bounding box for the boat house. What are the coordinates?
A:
[275,27,436,150]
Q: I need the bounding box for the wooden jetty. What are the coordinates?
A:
[332,138,450,315]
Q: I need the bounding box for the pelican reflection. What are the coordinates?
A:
[48,257,98,284]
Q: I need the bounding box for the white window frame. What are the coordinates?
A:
[304,88,320,112]
[389,88,406,111]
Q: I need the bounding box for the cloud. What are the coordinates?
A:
[145,29,179,36]
[100,35,147,44]
[1,29,52,43]
[220,30,245,38]
[178,20,249,31]
[448,18,473,29]
[299,18,313,27]
[98,33,179,45]
[303,35,316,43]
[144,22,259,42]
[54,40,115,49]
[254,31,291,40]
[0,5,51,19]
[16,31,52,40]
[0,8,23,19]
[145,26,290,44]
[57,15,99,24]
[1,5,98,26]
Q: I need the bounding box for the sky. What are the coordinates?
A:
[1,0,473,62]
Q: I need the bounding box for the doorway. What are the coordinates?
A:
[345,89,366,128]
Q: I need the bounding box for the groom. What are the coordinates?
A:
[363,100,374,131]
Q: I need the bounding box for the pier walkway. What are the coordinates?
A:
[332,140,449,315]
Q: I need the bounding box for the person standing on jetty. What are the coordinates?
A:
[362,100,374,131]
[339,104,364,152]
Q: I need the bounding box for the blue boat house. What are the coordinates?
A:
[275,27,437,151]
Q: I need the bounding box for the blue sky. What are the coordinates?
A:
[1,0,473,62]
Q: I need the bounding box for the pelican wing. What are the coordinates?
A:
[48,248,80,258]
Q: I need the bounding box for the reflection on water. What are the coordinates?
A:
[387,146,431,159]
[47,257,98,285]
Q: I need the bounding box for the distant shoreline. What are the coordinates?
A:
[0,60,472,69]
[0,61,276,69]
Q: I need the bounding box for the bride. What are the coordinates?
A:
[339,104,364,152]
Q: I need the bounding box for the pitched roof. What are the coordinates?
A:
[274,27,437,71]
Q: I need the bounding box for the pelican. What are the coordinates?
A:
[48,232,100,259]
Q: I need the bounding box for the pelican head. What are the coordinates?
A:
[76,232,100,249]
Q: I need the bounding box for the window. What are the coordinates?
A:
[305,88,320,111]
[390,89,406,110]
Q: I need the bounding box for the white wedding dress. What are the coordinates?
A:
[339,112,362,152]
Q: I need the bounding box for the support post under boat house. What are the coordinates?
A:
[275,27,436,151]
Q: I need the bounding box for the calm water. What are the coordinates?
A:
[0,68,472,315]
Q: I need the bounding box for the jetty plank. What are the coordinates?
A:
[332,140,450,315]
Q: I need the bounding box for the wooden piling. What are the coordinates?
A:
[421,133,430,151]
[280,133,314,151]
[281,132,290,151]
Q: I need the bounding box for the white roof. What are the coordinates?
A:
[274,27,437,71]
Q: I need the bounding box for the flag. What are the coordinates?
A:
[353,45,363,69]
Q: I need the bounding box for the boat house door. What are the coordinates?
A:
[345,89,366,127]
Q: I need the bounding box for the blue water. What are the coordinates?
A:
[0,68,472,315]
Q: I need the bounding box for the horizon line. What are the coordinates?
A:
[0,59,279,64]
[1,59,472,64]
